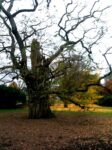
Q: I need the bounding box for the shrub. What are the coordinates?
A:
[0,85,26,108]
[97,95,112,107]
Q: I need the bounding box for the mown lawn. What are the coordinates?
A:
[52,104,112,115]
[0,107,28,113]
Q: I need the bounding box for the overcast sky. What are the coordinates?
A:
[1,0,112,84]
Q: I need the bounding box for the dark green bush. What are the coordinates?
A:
[97,95,112,106]
[0,85,26,108]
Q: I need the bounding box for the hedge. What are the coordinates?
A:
[97,95,112,107]
[0,85,26,108]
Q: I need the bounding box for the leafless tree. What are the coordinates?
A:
[0,0,112,118]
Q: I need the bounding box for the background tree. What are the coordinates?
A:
[52,54,93,107]
[54,57,100,108]
[0,0,112,118]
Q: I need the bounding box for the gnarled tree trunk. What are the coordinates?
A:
[25,64,54,119]
[26,76,54,119]
[23,39,55,119]
[28,90,54,119]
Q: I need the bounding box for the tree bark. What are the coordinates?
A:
[27,88,54,119]
[63,100,68,108]
[23,39,55,119]
[25,67,55,119]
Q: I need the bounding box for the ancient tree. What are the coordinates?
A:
[0,0,112,118]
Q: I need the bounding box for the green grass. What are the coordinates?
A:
[56,111,112,118]
[1,105,112,117]
[0,107,28,113]
[85,111,112,116]
[53,107,112,117]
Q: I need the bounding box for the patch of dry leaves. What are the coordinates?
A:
[0,111,112,149]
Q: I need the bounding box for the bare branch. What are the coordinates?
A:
[58,0,111,44]
[12,0,38,17]
[0,14,20,68]
[7,0,14,12]
[0,65,13,70]
[0,5,28,68]
[46,0,51,8]
[103,47,112,72]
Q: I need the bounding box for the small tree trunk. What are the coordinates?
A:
[64,100,68,108]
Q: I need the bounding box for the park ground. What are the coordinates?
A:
[0,105,112,149]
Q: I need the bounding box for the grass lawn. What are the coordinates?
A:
[51,104,112,115]
[0,107,28,113]
[1,104,112,115]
